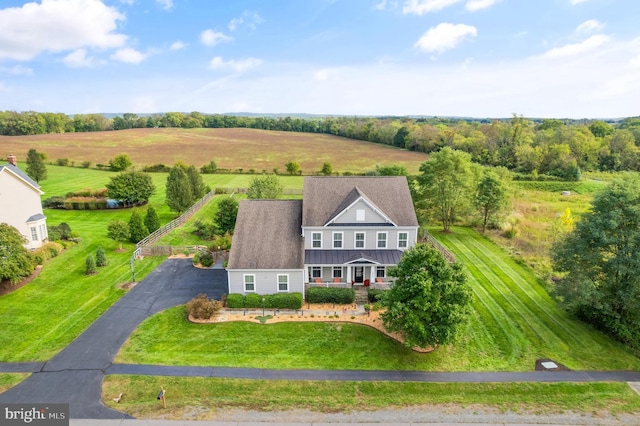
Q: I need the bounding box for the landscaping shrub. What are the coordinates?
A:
[142,163,171,173]
[211,233,232,251]
[265,292,303,309]
[226,293,244,308]
[95,246,108,267]
[193,219,216,240]
[244,293,264,308]
[43,196,65,209]
[56,158,69,166]
[367,288,388,303]
[81,161,91,168]
[85,255,97,275]
[192,252,200,265]
[43,242,63,259]
[186,294,222,319]
[306,287,355,304]
[198,251,214,267]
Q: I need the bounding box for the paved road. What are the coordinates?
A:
[0,258,228,419]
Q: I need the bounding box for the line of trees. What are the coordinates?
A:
[3,111,640,178]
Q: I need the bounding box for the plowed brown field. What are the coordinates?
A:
[0,128,427,174]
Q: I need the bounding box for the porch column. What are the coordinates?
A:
[304,267,309,283]
[346,266,351,283]
[369,266,375,282]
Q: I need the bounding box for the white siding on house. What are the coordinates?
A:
[331,199,389,225]
[0,168,46,250]
[228,270,305,295]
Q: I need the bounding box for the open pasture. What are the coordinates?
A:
[1,128,427,174]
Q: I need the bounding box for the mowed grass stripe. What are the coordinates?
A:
[460,232,582,344]
[443,233,561,350]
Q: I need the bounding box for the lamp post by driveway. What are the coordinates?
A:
[262,296,265,318]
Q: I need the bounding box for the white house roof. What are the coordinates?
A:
[0,163,43,194]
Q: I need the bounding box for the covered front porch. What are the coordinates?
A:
[304,250,402,290]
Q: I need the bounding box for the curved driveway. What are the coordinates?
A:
[1,258,640,420]
[0,258,228,419]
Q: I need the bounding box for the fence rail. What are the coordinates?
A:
[133,190,218,259]
[216,187,302,196]
[421,230,456,263]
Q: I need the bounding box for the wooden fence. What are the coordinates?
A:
[421,230,456,263]
[133,190,218,259]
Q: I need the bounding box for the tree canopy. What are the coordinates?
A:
[105,171,156,205]
[165,165,194,213]
[0,223,35,284]
[552,174,640,349]
[473,169,510,233]
[417,147,475,232]
[215,196,239,234]
[25,148,47,183]
[381,244,472,348]
[106,220,130,251]
[109,153,133,171]
[144,206,161,233]
[186,165,207,200]
[128,210,149,243]
[247,174,283,199]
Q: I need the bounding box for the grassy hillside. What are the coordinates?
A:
[2,128,428,174]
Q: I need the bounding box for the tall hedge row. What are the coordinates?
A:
[306,287,355,304]
[225,292,304,309]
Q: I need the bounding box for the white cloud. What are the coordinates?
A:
[465,0,501,11]
[629,53,640,68]
[402,0,461,15]
[155,0,173,10]
[209,56,263,73]
[414,23,477,53]
[110,47,147,64]
[539,34,610,59]
[313,69,331,81]
[576,19,604,33]
[63,49,99,68]
[0,82,8,92]
[228,11,264,31]
[170,40,188,50]
[570,0,590,4]
[374,0,388,10]
[0,65,33,75]
[200,29,233,46]
[0,0,127,61]
[119,0,134,4]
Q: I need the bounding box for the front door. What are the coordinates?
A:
[354,267,364,283]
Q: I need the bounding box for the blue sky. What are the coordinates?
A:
[1,0,639,118]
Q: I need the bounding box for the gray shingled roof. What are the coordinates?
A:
[0,163,41,191]
[302,176,418,227]
[27,213,47,222]
[305,250,403,265]
[227,200,304,270]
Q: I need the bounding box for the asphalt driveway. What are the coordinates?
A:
[0,258,228,419]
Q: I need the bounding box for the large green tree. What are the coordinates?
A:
[165,165,194,213]
[0,223,35,284]
[144,205,161,233]
[381,244,472,349]
[25,148,47,183]
[128,210,149,243]
[247,174,283,199]
[417,147,475,232]
[105,171,156,205]
[553,175,640,348]
[285,160,300,175]
[186,165,207,200]
[109,153,133,171]
[215,196,239,234]
[473,169,510,233]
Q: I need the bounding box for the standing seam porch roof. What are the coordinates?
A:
[305,250,403,265]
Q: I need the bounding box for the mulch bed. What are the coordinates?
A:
[0,265,43,296]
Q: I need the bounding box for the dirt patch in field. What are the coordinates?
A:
[0,128,427,174]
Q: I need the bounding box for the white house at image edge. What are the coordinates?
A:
[227,176,419,296]
[0,154,48,250]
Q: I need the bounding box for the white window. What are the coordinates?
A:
[355,232,365,248]
[30,227,38,242]
[39,224,48,240]
[244,275,255,292]
[312,232,322,248]
[333,267,342,278]
[333,232,343,249]
[377,232,387,248]
[277,274,289,292]
[376,266,386,278]
[356,209,365,221]
[398,232,408,249]
[311,267,322,278]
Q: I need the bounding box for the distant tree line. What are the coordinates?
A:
[3,111,640,178]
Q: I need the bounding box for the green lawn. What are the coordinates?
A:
[0,374,29,393]
[103,376,640,418]
[117,226,640,372]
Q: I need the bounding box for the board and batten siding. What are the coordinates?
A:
[330,199,389,225]
[227,270,305,295]
[303,227,418,250]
